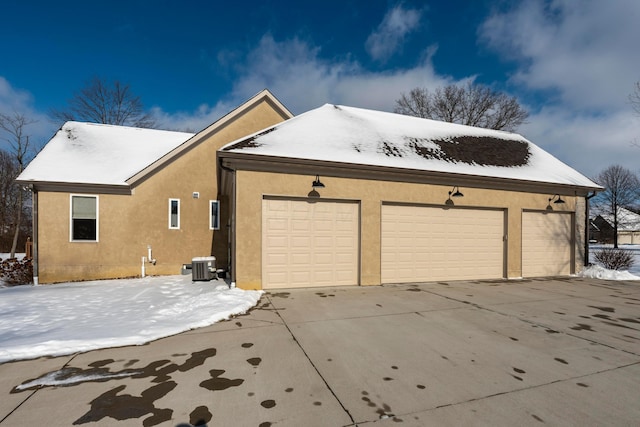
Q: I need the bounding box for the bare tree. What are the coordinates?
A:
[593,165,640,248]
[630,81,640,116]
[0,149,20,252]
[51,77,156,128]
[0,112,35,257]
[395,82,529,132]
[631,82,640,149]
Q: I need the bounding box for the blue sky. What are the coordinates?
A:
[1,0,638,178]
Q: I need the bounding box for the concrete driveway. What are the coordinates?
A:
[1,277,639,426]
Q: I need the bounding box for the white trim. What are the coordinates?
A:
[210,200,220,230]
[169,198,180,229]
[69,194,99,242]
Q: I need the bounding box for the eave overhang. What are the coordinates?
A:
[218,151,603,197]
[16,180,133,195]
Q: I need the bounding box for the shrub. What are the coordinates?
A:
[0,257,33,286]
[593,247,634,271]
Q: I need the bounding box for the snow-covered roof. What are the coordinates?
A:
[18,122,194,187]
[597,207,640,231]
[222,104,600,189]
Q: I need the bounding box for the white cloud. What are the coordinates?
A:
[480,0,640,112]
[479,0,640,178]
[365,5,422,63]
[0,77,33,112]
[521,108,639,178]
[150,102,235,134]
[0,77,57,153]
[233,35,454,113]
[153,36,452,130]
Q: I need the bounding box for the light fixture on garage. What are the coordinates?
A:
[445,186,464,206]
[547,194,566,210]
[449,186,464,198]
[312,175,325,189]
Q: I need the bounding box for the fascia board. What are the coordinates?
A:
[218,151,603,197]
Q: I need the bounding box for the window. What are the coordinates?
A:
[71,195,98,241]
[169,198,180,229]
[210,200,220,230]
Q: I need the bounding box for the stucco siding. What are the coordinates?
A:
[232,170,582,290]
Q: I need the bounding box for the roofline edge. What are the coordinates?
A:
[218,151,603,196]
[126,89,293,187]
[16,180,133,195]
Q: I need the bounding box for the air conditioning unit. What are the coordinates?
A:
[192,256,216,281]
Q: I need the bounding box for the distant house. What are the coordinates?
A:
[18,94,602,289]
[592,207,640,244]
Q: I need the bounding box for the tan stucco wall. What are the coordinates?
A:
[36,100,288,283]
[233,170,582,290]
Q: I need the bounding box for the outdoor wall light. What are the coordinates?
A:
[312,175,325,189]
[546,194,566,210]
[445,186,464,206]
[449,186,464,198]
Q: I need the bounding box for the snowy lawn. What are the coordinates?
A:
[585,244,640,279]
[0,275,262,364]
[0,245,637,365]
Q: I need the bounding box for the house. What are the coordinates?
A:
[592,207,640,244]
[16,90,293,284]
[18,93,602,289]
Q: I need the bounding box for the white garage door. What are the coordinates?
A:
[381,205,505,283]
[522,211,573,277]
[262,198,359,289]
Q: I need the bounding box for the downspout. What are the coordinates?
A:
[31,186,38,285]
[584,192,597,266]
[219,161,236,287]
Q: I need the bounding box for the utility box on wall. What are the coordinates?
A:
[192,256,216,281]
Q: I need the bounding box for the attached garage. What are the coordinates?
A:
[262,198,359,289]
[522,211,573,277]
[381,204,505,283]
[220,103,601,290]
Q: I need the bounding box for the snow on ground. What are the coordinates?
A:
[0,275,262,364]
[582,244,640,279]
[0,253,25,258]
[579,265,640,280]
[1,245,638,365]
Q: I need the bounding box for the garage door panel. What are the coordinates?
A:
[291,236,311,247]
[291,253,311,265]
[291,220,310,232]
[522,212,572,277]
[382,205,504,283]
[263,199,359,289]
[290,271,311,284]
[314,253,333,265]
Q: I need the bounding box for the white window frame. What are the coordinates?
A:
[169,198,180,229]
[70,194,99,242]
[210,200,220,230]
